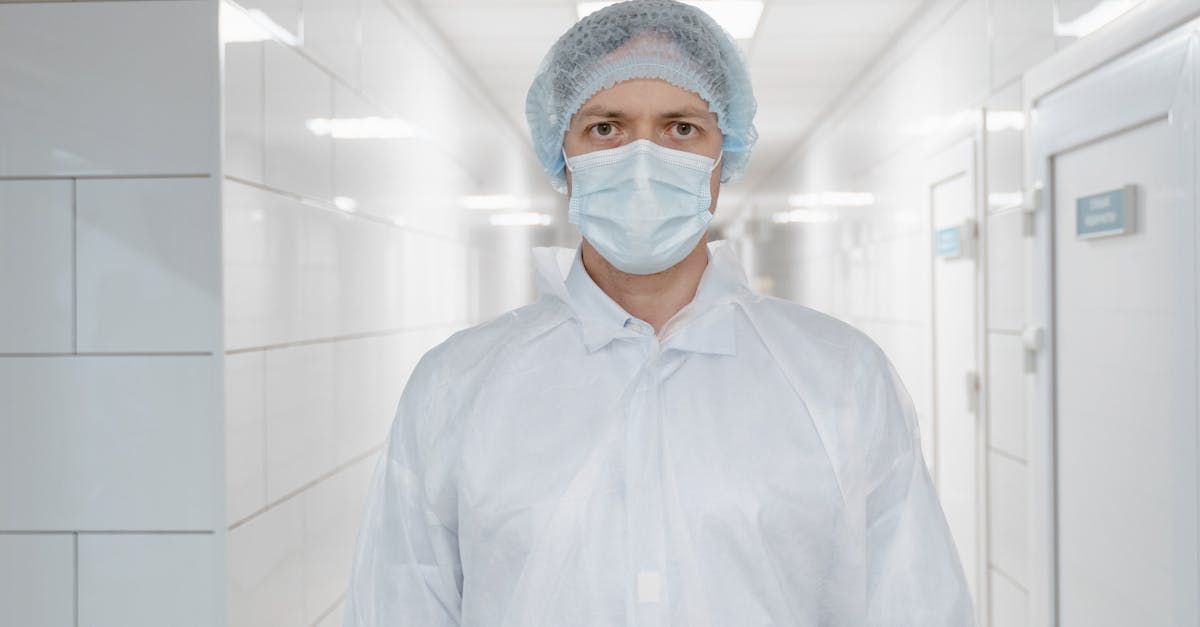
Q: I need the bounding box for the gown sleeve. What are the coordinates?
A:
[859,342,976,627]
[342,354,463,627]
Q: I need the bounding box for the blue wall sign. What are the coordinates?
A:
[935,226,962,258]
[1076,185,1136,239]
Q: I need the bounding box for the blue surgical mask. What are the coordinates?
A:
[564,139,722,275]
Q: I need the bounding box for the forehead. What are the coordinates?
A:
[574,78,715,120]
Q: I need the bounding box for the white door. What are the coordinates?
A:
[1029,26,1199,627]
[928,138,983,609]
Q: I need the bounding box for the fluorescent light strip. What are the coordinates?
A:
[219,0,299,46]
[489,212,554,227]
[459,194,532,211]
[1054,0,1140,38]
[771,209,838,224]
[787,192,875,208]
[305,117,420,139]
[988,192,1024,209]
[986,111,1026,133]
[577,1,764,39]
[333,196,358,212]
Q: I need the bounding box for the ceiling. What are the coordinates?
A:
[415,0,927,216]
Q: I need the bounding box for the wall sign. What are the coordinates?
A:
[1076,185,1136,239]
[935,219,976,260]
[936,226,962,258]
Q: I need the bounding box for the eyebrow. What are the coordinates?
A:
[576,106,629,120]
[661,106,713,119]
[575,105,714,121]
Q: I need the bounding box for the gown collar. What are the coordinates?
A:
[532,239,751,355]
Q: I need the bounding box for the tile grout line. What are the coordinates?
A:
[987,446,1027,465]
[224,321,469,354]
[228,445,383,532]
[3,530,215,535]
[221,174,473,244]
[0,352,214,358]
[259,39,267,191]
[990,562,1030,594]
[310,592,346,627]
[71,178,77,355]
[0,173,210,181]
[260,346,269,520]
[73,532,78,627]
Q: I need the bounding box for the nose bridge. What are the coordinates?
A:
[626,116,659,145]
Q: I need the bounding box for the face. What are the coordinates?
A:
[563,78,724,212]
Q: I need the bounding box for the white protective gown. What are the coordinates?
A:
[343,240,974,627]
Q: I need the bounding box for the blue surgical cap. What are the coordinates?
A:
[525,0,758,194]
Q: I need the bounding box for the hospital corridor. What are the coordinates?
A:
[1,0,1198,625]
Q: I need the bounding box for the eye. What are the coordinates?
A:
[591,122,615,137]
[673,122,695,137]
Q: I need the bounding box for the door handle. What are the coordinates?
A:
[966,370,980,414]
[1022,325,1045,373]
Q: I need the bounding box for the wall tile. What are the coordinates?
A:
[0,1,215,177]
[0,181,74,353]
[78,533,218,627]
[264,42,332,201]
[988,332,1026,460]
[939,0,991,114]
[298,206,351,340]
[0,356,217,531]
[227,351,267,525]
[986,81,1025,217]
[333,337,382,465]
[223,180,304,351]
[0,534,74,627]
[236,0,301,43]
[224,41,266,183]
[987,209,1026,332]
[227,497,305,627]
[314,599,346,627]
[331,81,417,225]
[988,451,1029,584]
[76,178,220,353]
[376,332,413,436]
[990,568,1029,627]
[264,342,336,501]
[304,0,361,86]
[359,0,422,126]
[303,457,373,622]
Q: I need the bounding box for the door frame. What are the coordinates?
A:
[924,119,989,627]
[1025,21,1200,627]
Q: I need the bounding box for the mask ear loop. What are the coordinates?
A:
[562,147,574,173]
[709,151,724,173]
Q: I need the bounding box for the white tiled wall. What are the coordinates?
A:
[0,534,75,627]
[0,181,74,354]
[0,1,216,177]
[746,0,1148,623]
[0,2,224,627]
[75,178,221,353]
[219,0,562,623]
[77,534,220,627]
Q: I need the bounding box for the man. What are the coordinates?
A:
[343,1,973,625]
